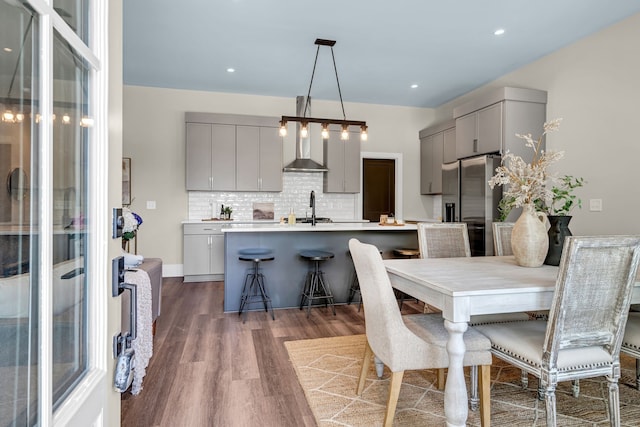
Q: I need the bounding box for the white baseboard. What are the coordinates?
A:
[162,264,183,278]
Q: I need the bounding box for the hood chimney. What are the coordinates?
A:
[282,96,328,172]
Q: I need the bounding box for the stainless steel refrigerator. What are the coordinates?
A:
[459,155,503,256]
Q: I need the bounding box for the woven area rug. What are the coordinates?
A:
[284,334,640,426]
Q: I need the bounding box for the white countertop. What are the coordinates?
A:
[222,222,417,233]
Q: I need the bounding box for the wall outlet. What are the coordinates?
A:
[146,200,156,209]
[589,199,603,212]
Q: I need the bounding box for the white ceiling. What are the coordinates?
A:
[123,0,640,108]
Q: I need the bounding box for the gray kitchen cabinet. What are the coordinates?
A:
[236,125,282,192]
[454,87,547,160]
[323,129,361,193]
[443,127,457,164]
[185,112,282,192]
[186,122,236,191]
[419,120,454,195]
[183,223,225,282]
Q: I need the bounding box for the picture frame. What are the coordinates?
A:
[122,158,131,205]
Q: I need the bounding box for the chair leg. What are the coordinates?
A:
[572,379,580,398]
[521,369,528,389]
[470,365,479,411]
[543,382,558,427]
[606,377,621,427]
[384,371,404,427]
[636,359,640,390]
[357,342,373,395]
[479,364,491,427]
[436,368,446,390]
[374,355,384,378]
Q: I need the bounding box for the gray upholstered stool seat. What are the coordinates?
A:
[238,248,275,322]
[299,250,336,317]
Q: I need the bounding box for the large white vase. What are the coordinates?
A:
[511,203,548,267]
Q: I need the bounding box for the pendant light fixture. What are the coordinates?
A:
[279,39,367,141]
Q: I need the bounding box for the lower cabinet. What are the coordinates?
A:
[183,224,225,282]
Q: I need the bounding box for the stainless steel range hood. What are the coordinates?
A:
[283,96,328,172]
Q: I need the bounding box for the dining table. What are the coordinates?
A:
[383,255,640,427]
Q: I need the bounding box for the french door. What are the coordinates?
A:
[0,0,113,425]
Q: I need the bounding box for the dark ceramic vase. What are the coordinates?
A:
[544,216,572,266]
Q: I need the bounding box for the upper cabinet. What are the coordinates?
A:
[453,87,547,160]
[323,129,361,193]
[185,113,283,192]
[419,120,455,195]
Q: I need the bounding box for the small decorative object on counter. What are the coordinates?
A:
[219,204,225,220]
[288,209,296,225]
[224,205,233,220]
[379,214,388,224]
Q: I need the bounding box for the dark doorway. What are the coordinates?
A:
[362,158,395,222]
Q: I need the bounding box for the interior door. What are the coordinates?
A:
[362,159,395,222]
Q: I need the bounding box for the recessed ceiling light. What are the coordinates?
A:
[494,28,505,36]
[226,68,235,73]
[411,84,418,89]
[3,47,13,52]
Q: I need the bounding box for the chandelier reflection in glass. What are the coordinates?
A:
[279,39,367,141]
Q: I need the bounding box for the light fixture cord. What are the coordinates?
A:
[330,46,346,120]
[302,45,321,118]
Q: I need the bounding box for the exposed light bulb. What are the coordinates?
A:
[321,124,329,139]
[341,126,349,140]
[360,126,368,141]
[80,116,94,127]
[300,124,308,138]
[279,123,287,137]
[2,110,15,122]
[15,113,24,122]
[62,114,71,124]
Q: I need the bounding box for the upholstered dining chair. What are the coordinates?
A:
[348,238,492,427]
[492,222,515,256]
[417,222,529,408]
[475,235,640,427]
[622,312,640,390]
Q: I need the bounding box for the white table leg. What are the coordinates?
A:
[444,319,468,427]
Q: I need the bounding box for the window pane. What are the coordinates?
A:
[0,1,40,425]
[53,0,90,43]
[51,30,90,407]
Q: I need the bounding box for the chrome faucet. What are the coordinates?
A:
[310,190,316,226]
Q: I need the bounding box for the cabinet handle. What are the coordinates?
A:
[258,177,262,189]
[209,176,213,189]
[429,182,432,193]
[473,139,478,153]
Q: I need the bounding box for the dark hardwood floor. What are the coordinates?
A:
[121,277,423,426]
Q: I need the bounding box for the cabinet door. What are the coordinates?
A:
[186,123,212,190]
[209,234,225,275]
[258,127,283,192]
[236,125,260,191]
[420,136,433,194]
[443,127,456,163]
[477,103,502,154]
[211,124,236,191]
[323,131,346,193]
[455,113,477,159]
[343,134,361,193]
[431,132,443,194]
[183,234,211,275]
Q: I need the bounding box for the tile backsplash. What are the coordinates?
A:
[188,172,358,221]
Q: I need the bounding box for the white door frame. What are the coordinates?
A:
[359,152,403,221]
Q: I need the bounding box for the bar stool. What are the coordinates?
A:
[238,248,275,322]
[299,250,336,317]
[392,248,420,309]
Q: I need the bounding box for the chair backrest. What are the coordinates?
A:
[544,235,640,365]
[348,239,411,363]
[492,222,515,256]
[417,222,471,258]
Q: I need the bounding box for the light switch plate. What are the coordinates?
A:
[589,199,603,212]
[146,200,156,209]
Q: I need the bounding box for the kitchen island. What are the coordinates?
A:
[222,223,418,312]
